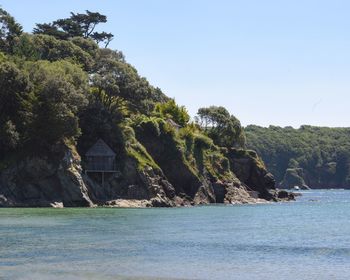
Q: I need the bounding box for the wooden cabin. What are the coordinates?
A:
[85,139,116,171]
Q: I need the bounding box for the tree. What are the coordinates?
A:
[26,60,88,146]
[70,11,107,37]
[0,61,32,156]
[31,78,82,145]
[0,62,31,127]
[69,36,99,57]
[195,106,245,148]
[33,10,114,47]
[91,49,167,114]
[0,8,23,53]
[14,34,94,70]
[90,31,114,48]
[33,23,68,40]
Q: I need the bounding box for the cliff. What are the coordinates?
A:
[0,142,93,207]
[0,123,294,207]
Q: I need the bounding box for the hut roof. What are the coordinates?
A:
[166,118,181,129]
[86,139,116,157]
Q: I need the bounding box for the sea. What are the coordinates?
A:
[1,190,350,280]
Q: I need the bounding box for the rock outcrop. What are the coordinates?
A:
[280,164,349,189]
[0,143,93,207]
[0,134,294,208]
[280,168,310,190]
[224,148,288,201]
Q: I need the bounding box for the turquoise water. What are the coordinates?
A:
[1,190,350,280]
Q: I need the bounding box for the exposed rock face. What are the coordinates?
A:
[280,168,310,190]
[0,140,180,208]
[0,143,93,207]
[85,160,176,207]
[212,179,267,204]
[224,148,286,201]
[0,141,294,208]
[280,165,349,189]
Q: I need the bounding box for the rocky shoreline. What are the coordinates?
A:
[0,142,295,208]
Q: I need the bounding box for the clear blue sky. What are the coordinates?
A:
[3,0,350,127]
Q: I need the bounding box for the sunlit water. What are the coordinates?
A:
[1,190,350,280]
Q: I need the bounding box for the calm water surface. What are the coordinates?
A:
[1,190,350,280]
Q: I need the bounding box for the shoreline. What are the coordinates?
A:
[0,193,296,209]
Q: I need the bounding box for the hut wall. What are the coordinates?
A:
[86,156,115,171]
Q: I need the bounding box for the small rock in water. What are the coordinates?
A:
[50,202,64,208]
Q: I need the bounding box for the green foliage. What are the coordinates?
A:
[153,99,190,127]
[194,133,213,150]
[24,59,89,91]
[91,49,167,114]
[69,37,98,57]
[0,8,22,53]
[226,148,266,171]
[0,120,20,153]
[0,61,32,150]
[246,125,350,187]
[121,125,160,171]
[203,150,232,180]
[12,34,40,60]
[0,51,6,62]
[17,34,94,70]
[89,87,129,118]
[33,10,113,47]
[126,141,160,171]
[195,106,245,148]
[137,117,162,136]
[27,61,88,146]
[0,61,31,125]
[0,61,31,160]
[30,78,84,145]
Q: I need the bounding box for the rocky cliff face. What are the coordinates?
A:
[224,148,293,201]
[0,133,294,207]
[0,141,179,208]
[279,165,350,190]
[280,168,311,190]
[0,143,93,207]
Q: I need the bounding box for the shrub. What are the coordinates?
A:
[153,99,190,127]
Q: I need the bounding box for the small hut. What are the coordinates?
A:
[166,118,181,131]
[85,139,116,171]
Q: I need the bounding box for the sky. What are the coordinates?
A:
[2,0,350,127]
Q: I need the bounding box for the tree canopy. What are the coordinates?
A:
[0,8,22,53]
[245,125,350,187]
[33,10,114,47]
[195,106,245,148]
[0,8,169,156]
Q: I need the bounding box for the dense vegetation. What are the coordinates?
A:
[245,125,350,188]
[0,8,246,176]
[195,106,245,148]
